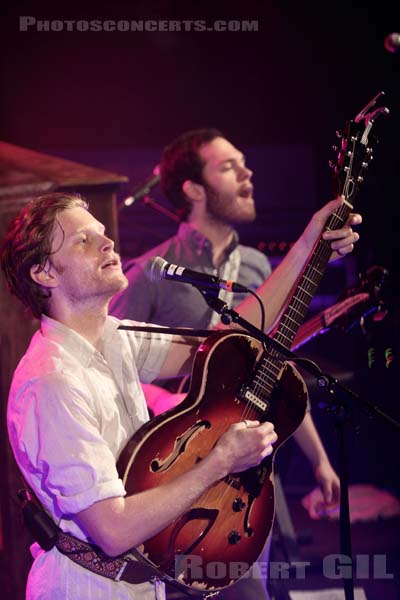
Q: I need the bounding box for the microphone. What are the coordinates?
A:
[123,165,160,207]
[147,256,250,293]
[384,32,400,53]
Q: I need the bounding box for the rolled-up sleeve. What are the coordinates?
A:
[11,373,125,516]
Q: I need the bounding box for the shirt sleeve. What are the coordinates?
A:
[11,372,126,516]
[119,321,172,384]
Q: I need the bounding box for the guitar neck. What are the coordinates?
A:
[274,199,352,351]
[249,200,353,403]
[247,92,388,405]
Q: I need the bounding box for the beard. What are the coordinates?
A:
[204,184,256,225]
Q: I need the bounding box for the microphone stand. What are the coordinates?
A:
[118,289,399,600]
[120,192,180,222]
[199,291,400,600]
[141,195,180,222]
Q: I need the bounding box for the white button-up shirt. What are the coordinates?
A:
[8,315,171,599]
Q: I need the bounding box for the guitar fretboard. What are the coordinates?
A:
[249,201,352,404]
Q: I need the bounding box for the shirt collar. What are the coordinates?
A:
[177,222,239,259]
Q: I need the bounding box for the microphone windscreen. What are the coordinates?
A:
[145,256,167,282]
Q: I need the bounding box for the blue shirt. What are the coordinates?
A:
[110,223,272,329]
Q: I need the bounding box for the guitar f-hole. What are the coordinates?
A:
[167,507,219,559]
[150,420,211,473]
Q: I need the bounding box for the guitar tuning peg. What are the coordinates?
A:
[357,176,364,183]
[336,130,342,138]
[362,162,368,169]
[332,145,338,152]
[328,160,336,169]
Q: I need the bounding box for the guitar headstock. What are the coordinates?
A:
[330,91,389,202]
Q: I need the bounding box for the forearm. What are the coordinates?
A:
[228,197,361,333]
[234,236,311,332]
[294,412,340,504]
[160,199,361,375]
[77,419,278,556]
[292,411,330,468]
[77,447,226,556]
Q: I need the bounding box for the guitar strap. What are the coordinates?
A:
[18,486,219,597]
[56,530,221,597]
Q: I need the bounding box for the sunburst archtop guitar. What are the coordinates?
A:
[117,92,388,596]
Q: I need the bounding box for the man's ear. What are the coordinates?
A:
[182,179,206,204]
[30,263,59,289]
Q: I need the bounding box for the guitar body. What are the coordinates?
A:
[118,92,388,594]
[118,330,308,593]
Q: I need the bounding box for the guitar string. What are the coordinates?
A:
[197,204,352,518]
[250,203,349,405]
[195,133,366,546]
[200,382,267,508]
[250,201,350,403]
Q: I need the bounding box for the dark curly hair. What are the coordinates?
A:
[160,128,224,221]
[0,192,88,319]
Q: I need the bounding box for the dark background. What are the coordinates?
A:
[1,2,399,598]
[1,1,399,268]
[1,0,399,484]
[1,0,399,538]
